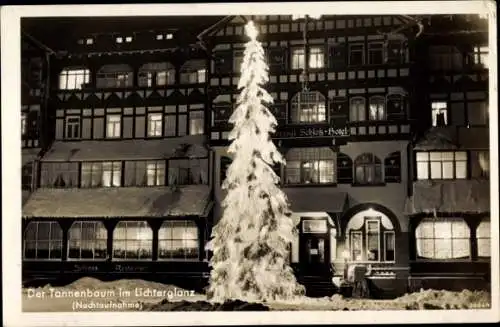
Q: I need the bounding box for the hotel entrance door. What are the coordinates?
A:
[299,218,331,275]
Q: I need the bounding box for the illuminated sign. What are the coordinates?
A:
[274,126,350,139]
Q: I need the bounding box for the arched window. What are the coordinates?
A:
[346,209,395,262]
[138,62,175,87]
[285,147,335,184]
[369,96,386,120]
[415,218,470,259]
[112,221,152,260]
[158,220,199,260]
[476,219,490,257]
[290,91,326,123]
[349,97,366,121]
[354,153,382,185]
[96,64,133,88]
[180,60,207,84]
[59,67,90,90]
[68,221,107,260]
[23,221,63,260]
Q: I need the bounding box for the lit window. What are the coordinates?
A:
[196,69,206,83]
[189,111,204,135]
[368,96,386,120]
[349,97,366,121]
[347,216,395,262]
[146,161,165,186]
[59,68,90,90]
[291,91,326,123]
[309,47,324,69]
[368,42,384,65]
[158,220,199,260]
[106,115,121,138]
[86,38,94,45]
[354,153,383,185]
[285,147,335,184]
[349,43,364,66]
[113,221,152,260]
[291,48,305,70]
[68,221,107,260]
[21,113,27,135]
[416,218,470,259]
[416,151,467,180]
[23,221,63,260]
[431,101,448,127]
[147,113,163,137]
[116,37,123,43]
[65,116,81,139]
[166,33,173,40]
[125,36,133,43]
[81,161,122,188]
[473,45,489,69]
[476,220,490,257]
[156,34,163,40]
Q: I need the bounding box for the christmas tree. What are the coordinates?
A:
[206,21,304,303]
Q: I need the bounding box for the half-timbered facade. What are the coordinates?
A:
[405,14,490,292]
[204,15,419,297]
[21,18,219,289]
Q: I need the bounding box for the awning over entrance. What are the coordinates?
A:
[284,188,348,213]
[41,135,208,161]
[405,179,490,215]
[22,185,212,218]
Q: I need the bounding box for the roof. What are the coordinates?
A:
[405,179,490,214]
[42,136,208,161]
[283,188,348,213]
[414,127,489,151]
[22,185,212,218]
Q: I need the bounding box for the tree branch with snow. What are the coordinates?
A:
[206,20,304,303]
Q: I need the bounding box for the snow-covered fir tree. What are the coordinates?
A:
[206,21,304,303]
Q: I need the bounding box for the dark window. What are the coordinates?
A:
[213,51,232,75]
[368,42,384,65]
[220,156,232,185]
[349,44,364,66]
[96,65,133,88]
[168,159,208,186]
[387,94,407,119]
[138,62,175,87]
[385,40,405,64]
[354,153,383,185]
[22,162,34,190]
[336,152,353,184]
[40,162,79,188]
[268,47,287,71]
[328,43,346,69]
[23,221,63,260]
[384,151,401,183]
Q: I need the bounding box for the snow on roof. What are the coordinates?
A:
[22,148,41,166]
[42,136,208,162]
[414,126,489,151]
[22,185,212,218]
[283,188,348,213]
[405,179,490,214]
[413,127,459,150]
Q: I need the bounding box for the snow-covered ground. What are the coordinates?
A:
[22,277,491,312]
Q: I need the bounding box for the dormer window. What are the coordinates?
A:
[125,36,133,43]
[116,37,123,44]
[166,33,173,40]
[86,38,94,45]
[156,33,173,40]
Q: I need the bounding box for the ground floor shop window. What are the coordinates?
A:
[24,221,63,259]
[158,220,199,260]
[112,221,152,260]
[415,218,470,259]
[68,221,107,260]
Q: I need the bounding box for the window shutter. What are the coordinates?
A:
[329,97,348,128]
[213,51,232,75]
[387,94,406,119]
[328,43,346,70]
[384,151,401,183]
[268,47,287,71]
[385,40,403,64]
[336,152,353,184]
